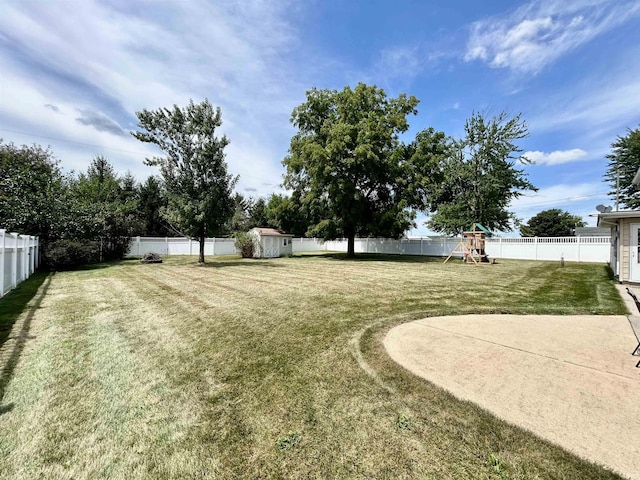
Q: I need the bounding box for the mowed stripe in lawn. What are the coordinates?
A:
[0,255,628,479]
[0,270,226,479]
[111,262,404,477]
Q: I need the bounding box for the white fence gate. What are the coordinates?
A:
[1,229,40,298]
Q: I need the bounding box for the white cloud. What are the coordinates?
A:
[524,148,587,165]
[464,0,640,74]
[0,0,307,197]
[377,46,422,81]
[529,75,640,135]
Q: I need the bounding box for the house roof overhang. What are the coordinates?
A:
[596,210,640,227]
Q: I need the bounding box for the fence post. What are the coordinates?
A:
[29,236,34,275]
[11,233,18,288]
[22,235,27,280]
[577,235,581,262]
[136,236,141,256]
[189,238,192,256]
[534,236,538,261]
[0,230,5,296]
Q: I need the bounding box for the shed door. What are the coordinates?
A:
[264,237,279,258]
[630,224,640,282]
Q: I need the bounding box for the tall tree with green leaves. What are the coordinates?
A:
[265,193,312,237]
[604,126,640,210]
[427,111,536,235]
[0,141,65,246]
[137,176,168,236]
[520,209,586,237]
[72,156,138,260]
[283,83,420,256]
[132,99,238,263]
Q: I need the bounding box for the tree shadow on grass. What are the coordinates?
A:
[298,253,446,264]
[198,260,286,269]
[0,272,52,415]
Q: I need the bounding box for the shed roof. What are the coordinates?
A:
[250,227,294,237]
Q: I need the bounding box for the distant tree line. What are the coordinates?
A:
[0,140,309,267]
[16,85,632,265]
[0,89,539,265]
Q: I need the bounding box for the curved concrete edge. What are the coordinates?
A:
[384,314,640,480]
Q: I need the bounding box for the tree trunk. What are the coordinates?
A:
[198,234,205,264]
[347,235,355,258]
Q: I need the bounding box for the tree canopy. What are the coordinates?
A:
[71,156,138,260]
[283,83,421,256]
[132,99,237,263]
[520,209,586,237]
[426,111,536,235]
[604,125,640,210]
[0,142,65,245]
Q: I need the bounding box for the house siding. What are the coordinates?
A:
[622,219,630,282]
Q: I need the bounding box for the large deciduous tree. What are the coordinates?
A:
[265,193,312,237]
[0,141,66,246]
[604,126,640,210]
[520,209,586,237]
[427,111,536,235]
[132,99,237,264]
[283,83,420,256]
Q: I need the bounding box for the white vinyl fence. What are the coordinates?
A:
[1,229,40,298]
[294,236,610,262]
[129,236,237,257]
[129,235,611,263]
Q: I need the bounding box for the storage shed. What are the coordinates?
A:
[249,228,294,258]
[597,210,640,282]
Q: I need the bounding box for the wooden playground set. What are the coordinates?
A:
[444,223,495,265]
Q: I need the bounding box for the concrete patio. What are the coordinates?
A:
[384,306,640,479]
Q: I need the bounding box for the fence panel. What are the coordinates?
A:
[292,238,326,252]
[129,237,238,257]
[0,229,40,299]
[127,235,611,264]
[485,237,610,262]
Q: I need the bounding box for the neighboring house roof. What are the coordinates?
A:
[574,227,611,236]
[250,227,294,237]
[597,210,640,227]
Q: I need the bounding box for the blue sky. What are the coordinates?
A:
[1,0,639,235]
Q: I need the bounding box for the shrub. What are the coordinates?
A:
[43,239,100,270]
[234,232,257,258]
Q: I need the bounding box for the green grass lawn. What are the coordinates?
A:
[0,254,628,479]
